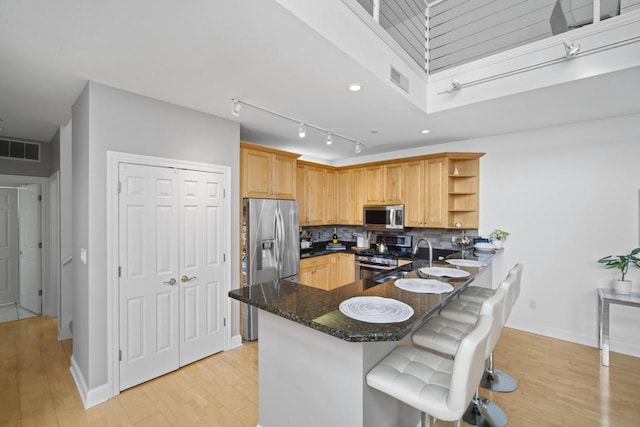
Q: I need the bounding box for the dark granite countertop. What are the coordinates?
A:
[229,259,489,342]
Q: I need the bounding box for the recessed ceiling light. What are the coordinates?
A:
[348,83,362,92]
[370,130,378,134]
[421,129,430,134]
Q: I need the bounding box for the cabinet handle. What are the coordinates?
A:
[181,275,197,283]
[164,278,177,286]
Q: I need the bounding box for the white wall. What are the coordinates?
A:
[71,82,240,399]
[343,113,640,357]
[59,120,73,340]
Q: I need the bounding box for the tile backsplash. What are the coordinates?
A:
[301,225,479,250]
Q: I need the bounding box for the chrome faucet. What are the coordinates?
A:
[412,237,433,268]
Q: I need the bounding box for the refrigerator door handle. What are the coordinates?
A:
[275,208,285,273]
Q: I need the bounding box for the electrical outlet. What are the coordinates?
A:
[529,299,536,310]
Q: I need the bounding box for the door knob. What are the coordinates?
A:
[181,275,197,283]
[164,278,177,286]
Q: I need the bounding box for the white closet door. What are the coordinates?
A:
[179,169,226,366]
[0,189,19,305]
[18,184,41,314]
[119,163,180,390]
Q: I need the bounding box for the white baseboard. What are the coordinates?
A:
[69,355,112,409]
[229,333,243,350]
[58,321,72,341]
[506,319,640,358]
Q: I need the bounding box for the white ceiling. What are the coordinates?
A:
[1,0,639,164]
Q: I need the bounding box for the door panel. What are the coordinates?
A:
[0,189,18,305]
[119,163,180,391]
[179,169,225,366]
[19,184,41,314]
[119,163,226,389]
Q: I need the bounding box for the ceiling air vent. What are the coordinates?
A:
[0,138,41,162]
[390,66,409,93]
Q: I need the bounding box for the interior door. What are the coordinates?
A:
[119,163,180,390]
[119,163,227,390]
[179,169,226,366]
[18,184,41,313]
[0,189,19,305]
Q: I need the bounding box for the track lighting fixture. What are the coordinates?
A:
[231,99,241,117]
[445,79,461,93]
[230,98,363,154]
[563,41,580,58]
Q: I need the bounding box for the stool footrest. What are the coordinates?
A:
[462,397,507,427]
[481,368,518,393]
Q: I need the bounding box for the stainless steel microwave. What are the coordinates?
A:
[363,205,404,230]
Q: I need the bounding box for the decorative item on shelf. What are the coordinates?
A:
[598,248,640,294]
[489,229,510,249]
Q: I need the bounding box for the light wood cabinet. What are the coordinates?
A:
[299,256,332,290]
[301,253,354,290]
[337,168,366,225]
[241,142,298,200]
[425,157,447,228]
[402,157,447,228]
[336,169,352,224]
[297,163,325,226]
[351,168,366,225]
[365,164,403,205]
[337,253,355,286]
[324,169,336,224]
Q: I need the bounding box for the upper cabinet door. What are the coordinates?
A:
[402,160,425,227]
[364,164,403,205]
[272,154,297,200]
[241,142,299,200]
[242,148,273,198]
[383,163,403,204]
[425,158,447,228]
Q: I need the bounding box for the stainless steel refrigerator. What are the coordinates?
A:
[242,198,299,340]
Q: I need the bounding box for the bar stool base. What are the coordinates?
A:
[463,397,507,427]
[481,369,518,393]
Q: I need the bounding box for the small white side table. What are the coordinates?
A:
[597,288,640,366]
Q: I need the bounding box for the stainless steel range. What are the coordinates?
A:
[354,234,413,280]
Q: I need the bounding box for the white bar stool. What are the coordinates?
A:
[366,315,493,427]
[413,278,511,427]
[455,264,523,393]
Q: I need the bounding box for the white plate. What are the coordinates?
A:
[395,279,453,294]
[339,296,414,323]
[419,267,470,278]
[446,259,488,268]
[474,243,496,251]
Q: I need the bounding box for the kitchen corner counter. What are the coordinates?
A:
[229,259,487,342]
[232,258,492,427]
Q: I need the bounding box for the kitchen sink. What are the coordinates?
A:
[374,270,409,284]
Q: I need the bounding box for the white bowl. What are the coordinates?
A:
[474,242,496,251]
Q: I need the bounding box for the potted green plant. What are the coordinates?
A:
[598,248,640,294]
[489,229,510,249]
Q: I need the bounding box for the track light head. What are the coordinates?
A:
[298,123,306,138]
[563,41,580,57]
[231,99,241,117]
[354,142,362,154]
[326,133,333,145]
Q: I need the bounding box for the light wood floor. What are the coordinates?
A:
[1,316,639,426]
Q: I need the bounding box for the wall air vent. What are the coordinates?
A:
[0,138,40,162]
[390,66,410,93]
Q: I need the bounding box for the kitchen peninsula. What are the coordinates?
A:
[228,259,490,427]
